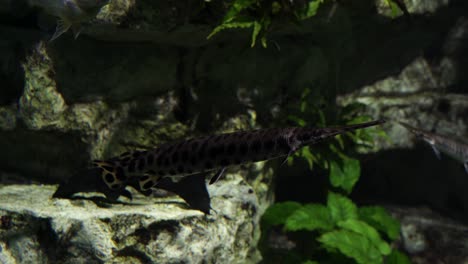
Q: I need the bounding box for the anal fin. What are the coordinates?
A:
[209,167,226,185]
[157,174,211,214]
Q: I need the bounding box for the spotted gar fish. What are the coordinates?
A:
[399,122,468,174]
[54,119,385,213]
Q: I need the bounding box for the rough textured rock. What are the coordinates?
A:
[337,16,468,151]
[377,0,450,16]
[387,205,468,264]
[0,173,262,264]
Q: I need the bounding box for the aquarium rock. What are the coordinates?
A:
[0,174,262,264]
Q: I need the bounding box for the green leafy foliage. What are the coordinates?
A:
[207,0,327,47]
[261,193,403,263]
[207,0,271,47]
[295,0,324,20]
[285,204,333,231]
[327,192,357,223]
[318,229,384,264]
[261,201,302,228]
[384,0,408,18]
[329,157,360,194]
[337,219,391,255]
[208,0,409,47]
[359,206,400,240]
[386,249,413,264]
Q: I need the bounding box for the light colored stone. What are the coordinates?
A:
[0,172,263,264]
[376,0,450,17]
[337,55,468,150]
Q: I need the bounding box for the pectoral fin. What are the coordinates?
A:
[464,162,468,174]
[430,144,442,160]
[209,167,226,185]
[280,150,295,166]
[50,19,71,41]
[157,174,211,214]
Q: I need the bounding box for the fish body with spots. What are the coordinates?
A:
[54,120,385,213]
[399,122,468,174]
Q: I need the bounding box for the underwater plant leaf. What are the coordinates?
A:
[337,219,391,255]
[260,35,267,48]
[224,0,257,23]
[207,21,255,39]
[305,0,323,18]
[318,230,383,264]
[386,249,412,264]
[335,134,345,150]
[384,0,403,17]
[359,206,400,240]
[297,0,323,20]
[285,204,333,231]
[317,108,326,126]
[251,21,262,47]
[262,201,302,228]
[288,115,307,127]
[300,146,315,170]
[327,192,358,223]
[271,1,282,14]
[329,157,360,193]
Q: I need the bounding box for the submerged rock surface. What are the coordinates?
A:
[0,174,262,264]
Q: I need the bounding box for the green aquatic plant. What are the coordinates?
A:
[262,195,411,263]
[207,0,324,47]
[208,0,408,47]
[260,94,410,263]
[261,160,411,263]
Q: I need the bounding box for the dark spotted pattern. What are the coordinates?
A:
[172,152,179,163]
[102,165,114,172]
[121,156,131,164]
[181,150,189,162]
[137,158,146,171]
[140,175,150,182]
[142,181,153,190]
[105,173,114,183]
[116,167,126,181]
[147,154,154,165]
[94,120,384,192]
[128,160,136,173]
